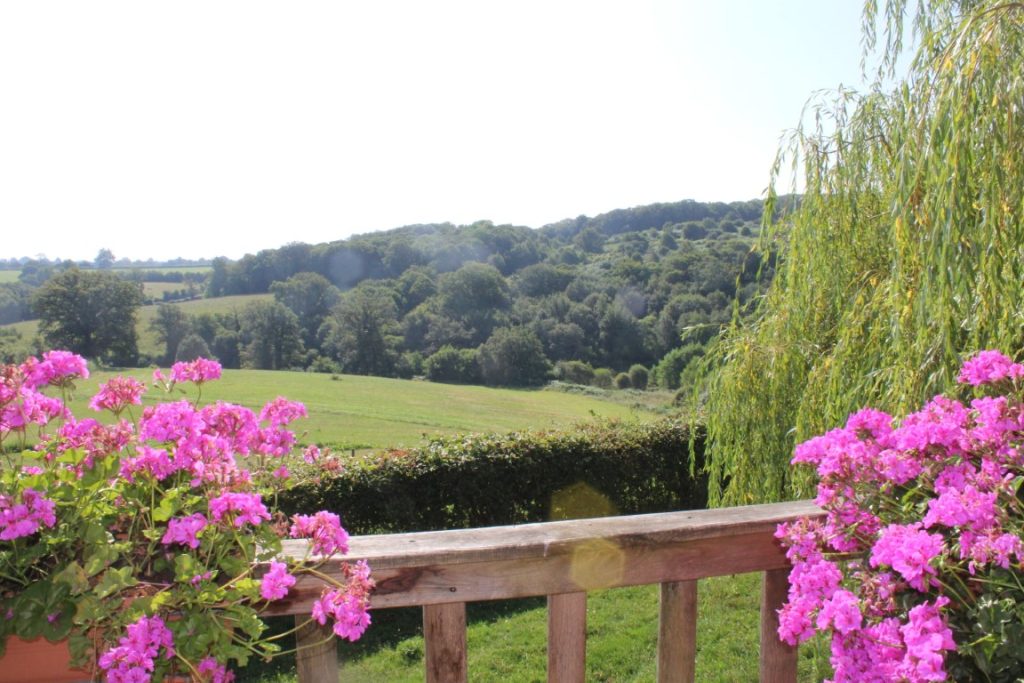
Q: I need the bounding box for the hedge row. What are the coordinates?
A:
[281,419,706,534]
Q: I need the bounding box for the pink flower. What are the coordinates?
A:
[170,357,222,384]
[209,492,270,528]
[816,589,862,634]
[21,350,89,388]
[958,350,1024,386]
[97,615,175,683]
[89,376,146,413]
[260,561,296,601]
[290,511,350,556]
[310,560,373,641]
[161,513,208,549]
[897,597,954,682]
[258,397,308,427]
[302,445,322,463]
[0,487,57,540]
[870,524,945,592]
[197,657,235,683]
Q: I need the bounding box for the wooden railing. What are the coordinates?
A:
[266,500,821,683]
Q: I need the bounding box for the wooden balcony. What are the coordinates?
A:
[268,499,822,683]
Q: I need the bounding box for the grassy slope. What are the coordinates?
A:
[64,368,659,450]
[0,271,19,283]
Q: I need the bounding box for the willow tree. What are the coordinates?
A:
[702,0,1024,505]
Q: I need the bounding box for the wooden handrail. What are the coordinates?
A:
[268,500,822,683]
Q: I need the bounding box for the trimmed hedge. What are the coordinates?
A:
[281,419,706,534]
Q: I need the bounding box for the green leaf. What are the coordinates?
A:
[93,566,138,599]
[52,562,89,595]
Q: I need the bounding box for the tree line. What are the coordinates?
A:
[14,198,773,389]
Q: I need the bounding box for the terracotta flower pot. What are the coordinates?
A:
[0,636,92,683]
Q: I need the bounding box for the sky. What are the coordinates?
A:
[0,1,870,262]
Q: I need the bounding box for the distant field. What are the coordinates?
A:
[135,293,272,356]
[142,281,194,298]
[1,293,272,358]
[60,368,661,450]
[112,265,211,275]
[0,270,19,283]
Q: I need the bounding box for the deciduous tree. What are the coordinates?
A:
[33,269,143,365]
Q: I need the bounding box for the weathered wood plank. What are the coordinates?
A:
[657,580,697,683]
[759,568,798,683]
[294,618,338,683]
[423,602,468,683]
[268,529,790,613]
[281,501,820,572]
[548,592,587,683]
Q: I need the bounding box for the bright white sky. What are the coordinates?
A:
[0,1,868,262]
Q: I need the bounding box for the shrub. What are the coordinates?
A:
[424,345,480,384]
[613,372,631,390]
[653,344,704,390]
[175,332,212,362]
[554,360,595,386]
[281,419,707,534]
[628,364,649,390]
[592,368,614,389]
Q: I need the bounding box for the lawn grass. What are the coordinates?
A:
[57,368,662,451]
[238,574,830,683]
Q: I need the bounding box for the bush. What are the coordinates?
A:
[424,345,481,384]
[592,368,614,389]
[628,364,649,390]
[554,360,595,386]
[175,333,212,362]
[478,327,551,386]
[613,372,631,390]
[281,419,707,534]
[653,344,705,390]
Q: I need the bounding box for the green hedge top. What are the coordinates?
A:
[281,418,706,535]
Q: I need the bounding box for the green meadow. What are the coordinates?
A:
[0,270,19,283]
[62,368,660,450]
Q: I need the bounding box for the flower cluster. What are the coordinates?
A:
[777,350,1024,681]
[0,352,371,682]
[97,615,175,683]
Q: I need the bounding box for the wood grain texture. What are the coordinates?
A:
[294,618,338,683]
[657,580,697,683]
[423,602,468,683]
[280,500,821,571]
[267,528,793,614]
[760,568,798,683]
[548,592,587,683]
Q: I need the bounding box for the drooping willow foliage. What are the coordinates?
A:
[701,0,1024,505]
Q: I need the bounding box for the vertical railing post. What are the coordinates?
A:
[657,580,698,683]
[295,618,338,683]
[423,602,468,683]
[547,592,587,683]
[760,568,797,682]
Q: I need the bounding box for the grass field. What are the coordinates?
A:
[239,575,829,683]
[60,367,661,450]
[112,265,212,275]
[0,270,19,283]
[142,281,197,298]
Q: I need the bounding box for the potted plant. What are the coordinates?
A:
[0,351,372,682]
[777,350,1024,681]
